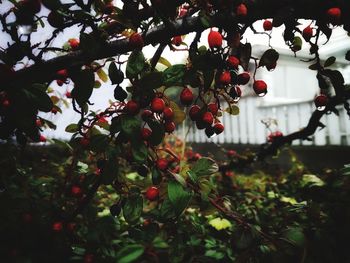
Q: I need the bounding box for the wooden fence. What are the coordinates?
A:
[184,97,350,146]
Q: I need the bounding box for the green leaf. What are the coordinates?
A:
[324,56,336,67]
[120,115,141,138]
[199,12,212,27]
[284,227,305,248]
[65,123,79,133]
[89,134,110,152]
[126,50,145,79]
[71,69,95,106]
[167,180,192,216]
[259,49,279,68]
[97,68,108,83]
[151,168,162,185]
[116,244,145,263]
[163,64,186,87]
[225,106,240,115]
[108,62,121,84]
[292,36,303,51]
[147,119,165,146]
[123,194,143,224]
[131,141,148,163]
[24,85,53,112]
[301,174,325,188]
[110,116,121,135]
[158,57,172,67]
[192,157,218,176]
[139,72,163,91]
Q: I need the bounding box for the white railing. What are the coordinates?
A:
[184,97,350,146]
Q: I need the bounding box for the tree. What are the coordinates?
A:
[0,0,350,262]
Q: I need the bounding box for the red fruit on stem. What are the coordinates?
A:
[84,254,94,263]
[236,3,247,17]
[302,26,313,41]
[237,72,250,85]
[227,56,240,69]
[126,100,140,115]
[227,150,237,157]
[180,87,193,106]
[151,98,165,113]
[68,38,79,50]
[51,107,58,114]
[52,221,63,232]
[142,109,153,120]
[36,119,42,127]
[129,33,144,49]
[57,69,68,80]
[189,105,200,121]
[263,20,273,31]
[145,186,159,201]
[327,7,341,24]
[71,186,82,196]
[165,121,176,133]
[208,30,223,49]
[2,99,10,108]
[314,94,328,110]
[202,112,214,126]
[65,91,71,98]
[141,128,152,140]
[225,171,234,177]
[172,36,182,46]
[163,107,174,120]
[207,103,218,115]
[39,135,46,142]
[214,123,224,134]
[219,71,231,85]
[156,158,168,171]
[253,80,267,96]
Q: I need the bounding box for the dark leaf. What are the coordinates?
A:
[116,244,145,263]
[123,194,143,224]
[163,64,186,87]
[126,50,145,79]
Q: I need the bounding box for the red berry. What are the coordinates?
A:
[207,103,218,115]
[68,38,79,50]
[145,186,159,201]
[225,171,234,177]
[202,112,214,126]
[236,3,247,17]
[2,99,10,108]
[80,137,90,147]
[180,87,193,106]
[178,7,188,17]
[51,107,58,114]
[219,71,231,85]
[129,33,144,49]
[172,36,182,46]
[327,7,341,24]
[36,119,42,127]
[189,105,201,121]
[267,131,283,142]
[208,30,223,49]
[84,254,94,263]
[227,150,237,157]
[263,20,273,31]
[156,158,168,171]
[213,123,224,134]
[151,98,165,113]
[314,94,328,109]
[71,186,82,196]
[39,135,46,142]
[164,121,176,133]
[52,221,63,232]
[142,109,153,120]
[65,91,71,98]
[57,69,68,80]
[302,26,313,41]
[163,107,174,120]
[141,128,152,140]
[253,80,267,96]
[227,56,240,69]
[237,72,250,85]
[126,100,140,115]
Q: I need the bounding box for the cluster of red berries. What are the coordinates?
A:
[56,69,69,86]
[267,131,283,142]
